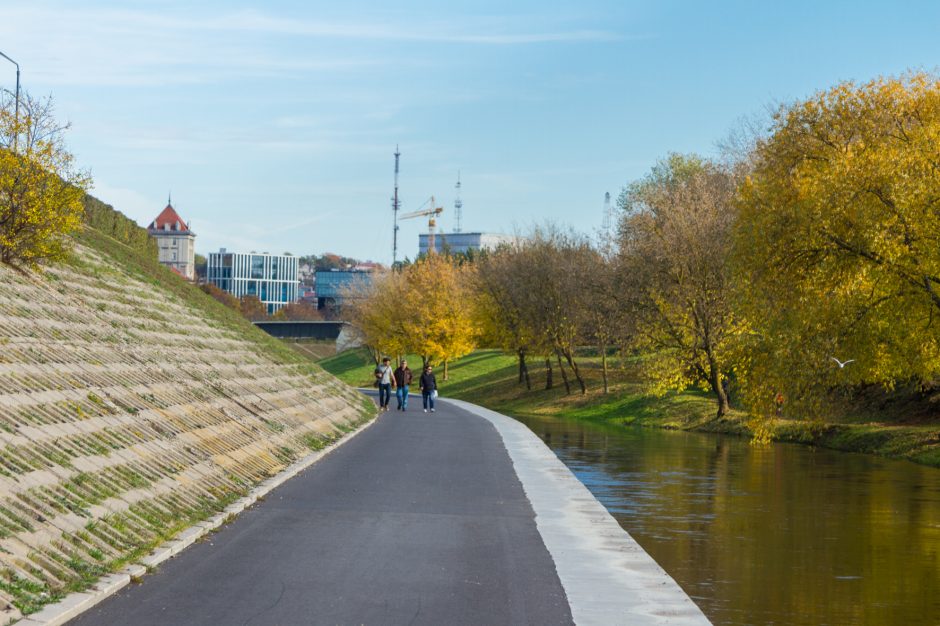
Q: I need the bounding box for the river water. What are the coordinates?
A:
[510,413,940,625]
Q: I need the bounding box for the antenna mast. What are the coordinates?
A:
[601,191,612,253]
[454,171,463,233]
[392,146,401,266]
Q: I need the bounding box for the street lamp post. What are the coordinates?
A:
[0,50,20,152]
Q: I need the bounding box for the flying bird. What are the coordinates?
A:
[830,357,855,368]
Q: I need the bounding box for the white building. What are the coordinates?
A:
[147,202,196,279]
[418,232,515,257]
[206,249,299,314]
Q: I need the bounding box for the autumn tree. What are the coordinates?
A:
[617,154,742,416]
[0,91,90,267]
[733,73,940,423]
[343,258,478,377]
[513,227,592,395]
[580,246,627,394]
[475,243,540,389]
[342,270,410,364]
[238,295,268,321]
[274,301,322,321]
[399,255,479,379]
[201,283,240,311]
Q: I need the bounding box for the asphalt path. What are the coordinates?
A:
[71,396,573,625]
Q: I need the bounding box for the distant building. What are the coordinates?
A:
[315,269,373,311]
[298,262,315,288]
[206,249,299,315]
[148,202,196,279]
[418,232,514,257]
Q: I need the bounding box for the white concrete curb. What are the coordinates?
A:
[446,399,711,626]
[16,414,377,626]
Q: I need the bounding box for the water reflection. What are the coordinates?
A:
[512,414,940,625]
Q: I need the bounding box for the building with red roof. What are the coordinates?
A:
[148,198,196,280]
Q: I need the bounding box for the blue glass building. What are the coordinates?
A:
[315,269,373,310]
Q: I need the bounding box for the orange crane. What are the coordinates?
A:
[400,196,444,255]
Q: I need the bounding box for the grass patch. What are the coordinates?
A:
[320,347,940,467]
[285,340,336,361]
[73,227,316,369]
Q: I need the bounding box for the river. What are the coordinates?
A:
[510,413,940,625]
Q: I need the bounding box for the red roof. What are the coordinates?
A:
[148,204,191,234]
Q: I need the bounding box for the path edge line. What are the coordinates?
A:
[445,399,711,626]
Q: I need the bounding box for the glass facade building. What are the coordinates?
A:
[418,232,515,257]
[314,269,373,310]
[207,249,299,314]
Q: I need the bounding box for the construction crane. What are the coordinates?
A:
[400,196,444,255]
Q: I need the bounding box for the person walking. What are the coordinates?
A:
[420,364,438,413]
[393,359,413,411]
[373,357,395,412]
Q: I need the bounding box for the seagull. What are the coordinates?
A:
[830,357,855,368]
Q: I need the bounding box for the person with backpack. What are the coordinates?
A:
[393,359,413,411]
[420,364,438,413]
[373,357,395,412]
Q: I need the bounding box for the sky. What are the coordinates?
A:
[2,0,939,263]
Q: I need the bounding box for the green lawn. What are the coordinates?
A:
[318,347,940,467]
[318,348,736,429]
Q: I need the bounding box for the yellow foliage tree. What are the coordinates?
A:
[400,255,479,378]
[0,92,89,267]
[733,73,940,426]
[474,244,542,390]
[618,154,743,416]
[344,257,479,378]
[343,270,411,364]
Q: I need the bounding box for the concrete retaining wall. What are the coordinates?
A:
[0,247,371,621]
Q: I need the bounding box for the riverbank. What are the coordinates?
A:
[317,349,940,468]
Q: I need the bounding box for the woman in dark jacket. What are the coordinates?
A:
[420,365,438,413]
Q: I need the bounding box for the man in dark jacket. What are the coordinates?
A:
[393,360,413,411]
[420,365,438,413]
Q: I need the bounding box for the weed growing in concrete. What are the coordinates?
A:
[0,569,61,615]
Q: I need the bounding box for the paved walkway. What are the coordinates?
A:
[71,398,573,625]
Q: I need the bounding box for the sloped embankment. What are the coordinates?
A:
[0,235,373,618]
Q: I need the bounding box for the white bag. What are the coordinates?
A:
[432,389,438,399]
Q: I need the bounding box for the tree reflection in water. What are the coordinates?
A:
[512,413,940,625]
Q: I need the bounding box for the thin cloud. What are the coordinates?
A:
[0,4,629,88]
[206,10,621,44]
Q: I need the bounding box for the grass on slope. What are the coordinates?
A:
[75,229,306,364]
[319,348,940,467]
[285,340,337,362]
[72,226,374,418]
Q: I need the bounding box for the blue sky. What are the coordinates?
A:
[2,1,938,262]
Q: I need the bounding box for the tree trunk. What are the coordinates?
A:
[443,359,449,381]
[706,350,730,418]
[556,352,571,395]
[600,344,609,394]
[544,357,553,390]
[518,349,531,390]
[562,349,586,395]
